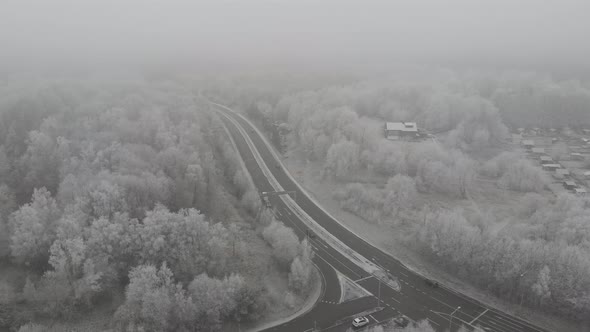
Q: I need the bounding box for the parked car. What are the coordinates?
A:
[352,317,369,328]
[424,278,439,288]
[393,315,410,327]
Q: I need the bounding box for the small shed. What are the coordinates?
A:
[574,188,587,196]
[522,140,535,149]
[571,153,585,161]
[540,156,553,165]
[532,147,545,154]
[556,168,570,177]
[542,163,561,171]
[564,181,577,190]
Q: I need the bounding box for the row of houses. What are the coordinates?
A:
[523,139,587,195]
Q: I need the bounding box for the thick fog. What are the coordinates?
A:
[1,0,589,71]
[3,2,590,332]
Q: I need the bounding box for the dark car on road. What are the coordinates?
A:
[424,278,439,288]
[393,315,409,327]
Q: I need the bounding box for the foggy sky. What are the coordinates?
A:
[1,0,589,71]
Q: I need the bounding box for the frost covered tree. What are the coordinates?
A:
[288,239,314,293]
[9,188,60,267]
[115,263,175,330]
[383,175,417,220]
[324,140,360,180]
[532,266,552,306]
[0,184,16,257]
[262,220,301,267]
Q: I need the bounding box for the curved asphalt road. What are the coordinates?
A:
[216,108,381,331]
[214,102,550,332]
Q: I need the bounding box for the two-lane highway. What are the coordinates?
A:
[216,108,382,331]
[214,102,549,332]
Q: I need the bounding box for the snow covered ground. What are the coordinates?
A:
[282,150,582,332]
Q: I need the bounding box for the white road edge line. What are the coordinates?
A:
[354,275,374,283]
[470,308,489,324]
[427,318,440,327]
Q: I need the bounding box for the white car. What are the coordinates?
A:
[352,316,369,328]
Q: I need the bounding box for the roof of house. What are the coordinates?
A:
[584,171,590,176]
[540,156,553,161]
[564,181,576,186]
[385,122,417,132]
[575,188,587,193]
[543,163,561,168]
[556,169,570,175]
[522,139,535,145]
[532,147,545,153]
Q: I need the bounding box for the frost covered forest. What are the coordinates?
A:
[0,78,315,331]
[1,69,589,331]
[210,69,590,324]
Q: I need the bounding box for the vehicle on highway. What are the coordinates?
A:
[274,163,280,169]
[393,315,409,327]
[262,196,272,208]
[306,229,316,239]
[352,317,369,328]
[424,278,439,288]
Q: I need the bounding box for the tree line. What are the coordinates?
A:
[0,78,313,331]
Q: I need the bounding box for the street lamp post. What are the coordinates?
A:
[376,278,381,307]
[449,306,461,331]
[518,271,528,311]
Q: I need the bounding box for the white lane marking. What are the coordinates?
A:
[430,310,478,331]
[484,319,511,332]
[428,295,456,310]
[354,275,374,283]
[390,297,400,304]
[483,313,524,332]
[400,272,409,277]
[369,314,377,323]
[427,318,440,327]
[470,308,489,324]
